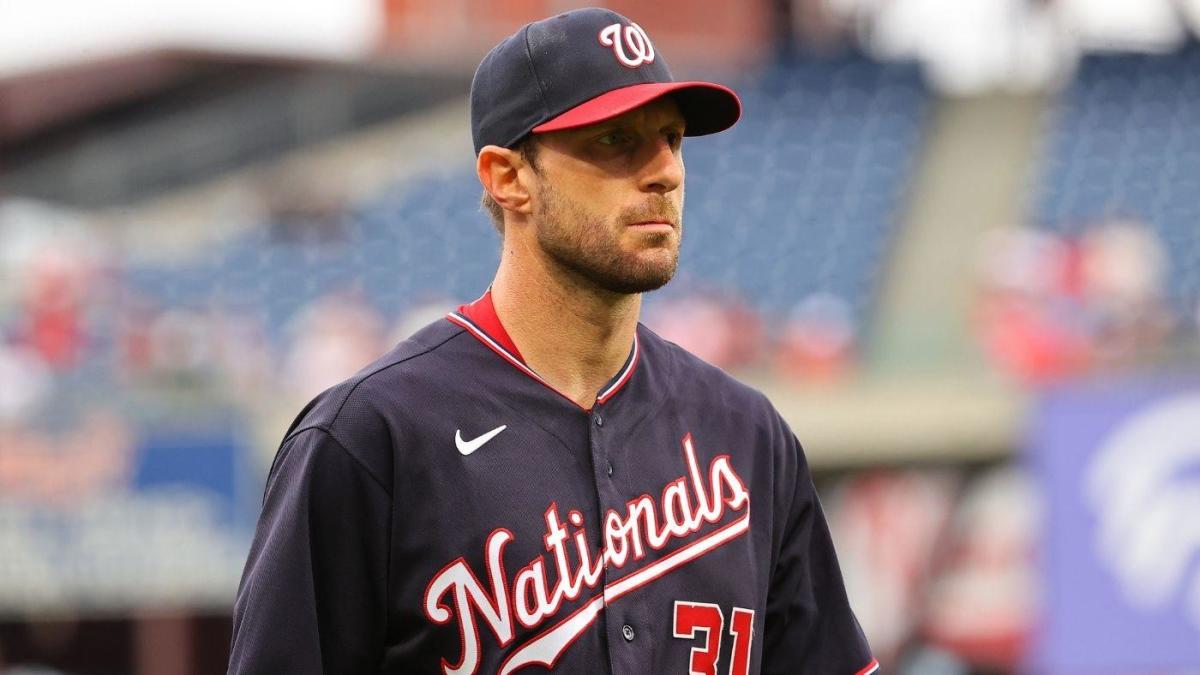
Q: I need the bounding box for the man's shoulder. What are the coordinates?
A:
[637,323,774,415]
[283,316,466,441]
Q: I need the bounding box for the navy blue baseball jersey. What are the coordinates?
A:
[228,291,877,674]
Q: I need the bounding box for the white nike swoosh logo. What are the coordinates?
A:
[455,425,507,456]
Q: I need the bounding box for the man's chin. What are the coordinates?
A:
[602,259,678,294]
[599,275,674,295]
[541,234,678,294]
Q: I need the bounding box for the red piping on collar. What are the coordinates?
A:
[456,290,525,362]
[448,290,639,411]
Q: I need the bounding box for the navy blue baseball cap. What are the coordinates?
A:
[470,7,742,155]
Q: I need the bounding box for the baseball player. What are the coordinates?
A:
[228,7,876,674]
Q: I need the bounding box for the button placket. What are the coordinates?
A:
[587,405,618,671]
[594,412,613,478]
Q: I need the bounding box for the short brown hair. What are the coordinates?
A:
[480,137,540,235]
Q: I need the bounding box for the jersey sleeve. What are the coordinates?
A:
[760,426,877,675]
[228,426,391,675]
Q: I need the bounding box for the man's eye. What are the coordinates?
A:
[666,131,683,148]
[598,132,631,146]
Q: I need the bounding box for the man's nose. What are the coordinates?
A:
[638,138,683,195]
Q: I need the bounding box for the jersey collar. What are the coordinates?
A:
[446,290,640,411]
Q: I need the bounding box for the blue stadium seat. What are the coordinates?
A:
[115,54,930,356]
[1034,41,1200,316]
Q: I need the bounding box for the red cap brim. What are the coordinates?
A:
[531,81,741,137]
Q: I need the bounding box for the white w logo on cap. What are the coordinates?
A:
[598,22,655,68]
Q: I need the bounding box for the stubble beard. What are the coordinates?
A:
[533,180,683,296]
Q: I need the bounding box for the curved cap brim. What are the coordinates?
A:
[531,81,741,137]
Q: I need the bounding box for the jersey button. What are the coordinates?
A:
[621,624,635,642]
[606,461,614,476]
[594,414,604,427]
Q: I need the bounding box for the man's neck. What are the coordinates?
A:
[490,241,640,410]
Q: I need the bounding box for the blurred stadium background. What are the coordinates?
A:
[3,0,1200,673]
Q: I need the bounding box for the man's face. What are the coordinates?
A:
[526,96,686,295]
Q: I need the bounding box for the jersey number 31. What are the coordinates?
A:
[672,601,754,675]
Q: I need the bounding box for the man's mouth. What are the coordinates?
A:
[627,220,675,231]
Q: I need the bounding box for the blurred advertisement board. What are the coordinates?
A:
[0,417,257,613]
[1029,374,1200,673]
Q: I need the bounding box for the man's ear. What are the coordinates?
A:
[477,145,534,217]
